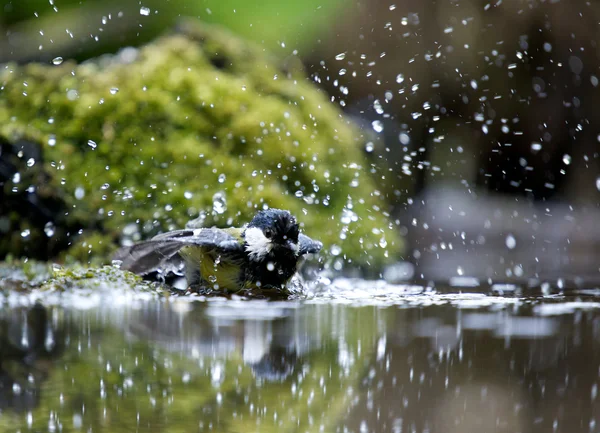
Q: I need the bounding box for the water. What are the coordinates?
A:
[1,283,600,433]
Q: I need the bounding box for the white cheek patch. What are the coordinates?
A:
[244,227,273,260]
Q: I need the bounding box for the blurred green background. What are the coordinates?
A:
[0,0,346,63]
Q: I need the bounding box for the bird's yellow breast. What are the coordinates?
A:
[179,246,243,291]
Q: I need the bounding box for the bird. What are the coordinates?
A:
[113,209,323,293]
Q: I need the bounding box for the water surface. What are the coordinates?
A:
[1,280,599,433]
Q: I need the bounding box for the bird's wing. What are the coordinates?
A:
[114,227,244,275]
[298,233,323,255]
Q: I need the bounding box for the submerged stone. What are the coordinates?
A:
[0,19,403,269]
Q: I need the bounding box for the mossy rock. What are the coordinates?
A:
[0,19,402,269]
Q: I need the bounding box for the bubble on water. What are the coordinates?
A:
[212,192,227,214]
[44,222,55,237]
[396,74,404,84]
[372,120,384,133]
[48,135,56,146]
[218,173,226,184]
[26,158,35,167]
[139,6,150,16]
[505,234,516,249]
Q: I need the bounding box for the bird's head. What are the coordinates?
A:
[244,209,300,260]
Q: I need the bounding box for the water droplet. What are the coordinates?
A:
[88,139,97,149]
[44,221,55,237]
[48,135,56,146]
[335,52,346,60]
[341,208,357,225]
[21,229,31,238]
[596,177,600,191]
[74,187,85,200]
[109,87,119,95]
[12,173,20,183]
[531,142,542,152]
[457,266,464,276]
[330,245,342,256]
[562,154,571,165]
[52,56,63,65]
[66,89,78,101]
[139,6,150,16]
[266,262,275,271]
[379,237,387,248]
[396,74,404,84]
[372,120,384,133]
[365,142,374,153]
[184,191,193,199]
[26,158,35,167]
[218,173,226,183]
[399,132,410,145]
[505,234,516,249]
[212,192,227,214]
[295,190,303,198]
[373,99,384,114]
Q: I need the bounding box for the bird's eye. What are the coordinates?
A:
[264,229,273,238]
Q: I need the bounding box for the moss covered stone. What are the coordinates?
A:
[0,19,402,268]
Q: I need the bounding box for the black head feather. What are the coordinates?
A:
[248,209,299,245]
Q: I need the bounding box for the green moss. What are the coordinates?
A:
[0,20,403,268]
[42,264,166,295]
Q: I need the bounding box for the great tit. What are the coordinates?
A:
[114,209,322,292]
